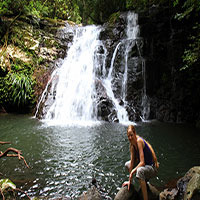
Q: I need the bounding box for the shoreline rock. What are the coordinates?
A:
[160,166,200,200]
[79,166,200,200]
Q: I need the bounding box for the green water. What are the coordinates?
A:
[0,114,200,199]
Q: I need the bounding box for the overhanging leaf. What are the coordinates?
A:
[0,178,16,192]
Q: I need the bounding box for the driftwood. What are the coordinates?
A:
[0,141,11,145]
[0,141,30,200]
[0,142,29,168]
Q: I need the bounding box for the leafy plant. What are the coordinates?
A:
[0,179,16,193]
[174,0,200,20]
[0,179,16,200]
[174,0,200,70]
[8,72,35,107]
[108,12,120,24]
[181,26,200,70]
[24,0,49,18]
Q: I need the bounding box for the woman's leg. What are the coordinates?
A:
[136,165,157,200]
[125,160,131,171]
[139,179,148,200]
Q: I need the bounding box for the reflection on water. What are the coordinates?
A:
[0,114,200,199]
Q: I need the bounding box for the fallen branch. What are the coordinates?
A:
[0,141,11,145]
[15,188,31,200]
[0,148,29,168]
[0,189,5,200]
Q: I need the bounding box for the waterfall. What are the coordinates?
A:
[36,12,149,125]
[105,12,147,122]
[103,40,131,124]
[126,12,140,39]
[141,59,150,121]
[101,12,141,124]
[126,12,150,121]
[34,69,59,118]
[123,12,140,103]
[42,25,103,126]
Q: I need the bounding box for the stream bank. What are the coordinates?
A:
[80,166,200,200]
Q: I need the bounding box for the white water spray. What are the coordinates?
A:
[43,26,103,126]
[36,12,147,125]
[103,12,140,124]
[103,40,131,124]
[141,59,150,121]
[126,12,150,121]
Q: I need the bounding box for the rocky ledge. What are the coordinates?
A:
[79,166,200,200]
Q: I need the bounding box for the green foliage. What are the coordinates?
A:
[24,0,49,18]
[174,0,200,71]
[126,0,148,9]
[0,0,25,16]
[0,178,30,199]
[0,76,10,106]
[108,12,120,24]
[0,71,35,110]
[181,24,200,70]
[69,3,82,24]
[0,179,16,193]
[174,0,200,20]
[126,0,170,10]
[8,72,35,107]
[0,0,124,24]
[0,0,66,19]
[75,0,126,24]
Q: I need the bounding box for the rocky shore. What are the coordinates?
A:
[79,166,200,200]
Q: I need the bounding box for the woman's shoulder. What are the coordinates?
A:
[136,136,144,146]
[136,135,144,142]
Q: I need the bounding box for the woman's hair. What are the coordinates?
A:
[127,125,138,167]
[127,124,136,134]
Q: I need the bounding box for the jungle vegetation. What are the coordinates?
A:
[0,0,199,113]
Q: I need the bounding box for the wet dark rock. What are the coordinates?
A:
[137,6,200,123]
[159,188,178,200]
[160,166,200,200]
[78,178,104,200]
[114,183,159,200]
[114,185,138,200]
[196,120,200,129]
[95,78,118,122]
[78,186,102,200]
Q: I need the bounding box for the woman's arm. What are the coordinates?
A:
[129,145,134,173]
[130,139,145,176]
[123,139,145,190]
[146,141,159,169]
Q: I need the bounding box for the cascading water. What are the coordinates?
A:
[123,12,140,106]
[101,12,140,124]
[125,12,151,121]
[126,12,150,121]
[35,12,149,125]
[105,12,149,122]
[141,59,150,121]
[43,26,103,125]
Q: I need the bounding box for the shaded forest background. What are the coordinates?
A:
[0,0,199,121]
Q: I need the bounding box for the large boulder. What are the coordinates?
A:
[177,166,200,200]
[114,183,159,200]
[95,78,118,122]
[114,185,139,200]
[160,166,200,200]
[78,186,102,200]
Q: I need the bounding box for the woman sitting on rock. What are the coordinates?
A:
[123,125,159,200]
